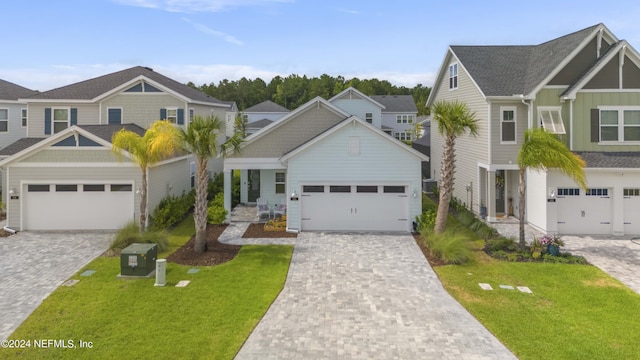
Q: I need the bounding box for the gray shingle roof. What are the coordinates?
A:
[0,79,38,101]
[246,119,274,129]
[451,24,601,96]
[27,66,226,105]
[244,100,290,113]
[574,151,640,168]
[370,95,418,112]
[80,124,146,142]
[0,138,45,156]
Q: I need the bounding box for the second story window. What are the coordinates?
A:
[449,63,458,89]
[53,108,69,133]
[500,107,516,143]
[365,112,373,124]
[397,115,414,124]
[0,109,8,132]
[21,108,27,127]
[538,107,566,134]
[599,108,640,142]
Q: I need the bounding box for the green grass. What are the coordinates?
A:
[424,196,640,359]
[2,216,293,360]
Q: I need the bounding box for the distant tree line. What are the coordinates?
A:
[187,74,431,115]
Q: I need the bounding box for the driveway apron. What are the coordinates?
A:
[236,233,516,359]
[0,231,112,340]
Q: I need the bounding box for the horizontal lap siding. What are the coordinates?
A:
[0,103,27,149]
[27,103,100,137]
[147,157,192,216]
[21,149,122,163]
[331,99,382,128]
[6,166,141,230]
[286,122,422,231]
[490,101,528,164]
[101,94,183,128]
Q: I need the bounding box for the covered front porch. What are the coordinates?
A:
[478,165,521,222]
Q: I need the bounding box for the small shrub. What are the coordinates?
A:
[207,193,228,225]
[486,237,518,252]
[150,190,195,230]
[421,228,473,265]
[415,209,437,232]
[207,172,224,200]
[110,221,168,252]
[456,211,476,227]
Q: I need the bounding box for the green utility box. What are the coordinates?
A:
[120,243,158,277]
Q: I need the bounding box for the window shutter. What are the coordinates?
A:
[177,108,184,125]
[70,108,78,126]
[591,108,600,142]
[44,108,51,135]
[160,108,167,120]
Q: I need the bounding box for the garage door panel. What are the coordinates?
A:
[624,192,640,235]
[556,188,612,235]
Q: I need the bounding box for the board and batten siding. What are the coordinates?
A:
[21,149,122,163]
[27,103,100,137]
[531,88,571,148]
[101,93,183,129]
[571,91,640,151]
[147,157,192,219]
[490,101,528,164]
[430,55,489,214]
[286,121,422,232]
[5,166,140,230]
[331,98,382,128]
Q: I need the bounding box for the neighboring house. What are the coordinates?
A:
[223,94,428,233]
[412,122,431,180]
[0,66,233,231]
[427,23,640,236]
[371,95,419,141]
[242,100,290,135]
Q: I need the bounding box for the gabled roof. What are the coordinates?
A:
[0,138,45,156]
[370,95,418,113]
[24,66,227,106]
[0,79,38,101]
[329,87,386,109]
[244,100,290,113]
[574,151,640,168]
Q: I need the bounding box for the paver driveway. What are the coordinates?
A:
[236,232,516,359]
[0,231,113,340]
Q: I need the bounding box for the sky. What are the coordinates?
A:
[2,0,640,92]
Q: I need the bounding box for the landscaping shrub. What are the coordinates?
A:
[150,190,195,230]
[420,228,473,265]
[415,209,437,232]
[486,237,518,252]
[207,172,224,200]
[207,193,228,225]
[456,211,476,227]
[110,221,168,252]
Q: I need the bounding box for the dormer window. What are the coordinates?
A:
[449,63,458,89]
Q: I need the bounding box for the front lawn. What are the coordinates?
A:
[2,217,293,359]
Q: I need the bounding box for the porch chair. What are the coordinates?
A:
[273,199,287,218]
[256,198,270,219]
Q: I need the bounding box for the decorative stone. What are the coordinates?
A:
[187,268,200,274]
[176,280,191,288]
[517,286,533,293]
[499,285,515,290]
[80,270,96,277]
[478,283,493,290]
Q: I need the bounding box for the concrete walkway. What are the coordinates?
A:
[0,231,113,341]
[228,229,515,359]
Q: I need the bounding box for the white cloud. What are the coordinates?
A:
[181,17,243,45]
[336,8,360,15]
[113,0,293,13]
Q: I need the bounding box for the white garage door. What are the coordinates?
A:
[556,187,612,235]
[623,188,640,235]
[301,185,409,232]
[23,183,134,230]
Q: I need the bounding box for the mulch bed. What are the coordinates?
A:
[167,224,241,266]
[413,233,446,267]
[242,223,297,238]
[0,230,12,237]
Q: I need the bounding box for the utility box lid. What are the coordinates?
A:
[120,243,158,277]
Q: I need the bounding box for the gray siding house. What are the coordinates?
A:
[427,23,640,236]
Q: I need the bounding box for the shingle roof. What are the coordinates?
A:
[27,66,226,105]
[370,95,418,112]
[574,151,640,168]
[0,79,38,101]
[0,138,45,156]
[80,124,146,142]
[246,119,274,129]
[450,24,601,96]
[244,100,290,113]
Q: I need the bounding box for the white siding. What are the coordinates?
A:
[525,169,550,233]
[147,157,192,218]
[101,93,183,129]
[331,99,382,128]
[27,103,100,137]
[286,122,422,232]
[0,102,27,149]
[259,169,287,207]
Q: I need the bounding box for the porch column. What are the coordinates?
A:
[223,169,232,223]
[487,171,497,222]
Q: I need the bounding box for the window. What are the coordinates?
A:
[449,63,458,89]
[365,112,373,124]
[384,185,405,193]
[408,115,414,124]
[500,107,516,143]
[107,108,122,125]
[394,132,411,141]
[303,185,324,193]
[275,172,286,194]
[557,188,580,196]
[53,108,69,133]
[166,108,177,123]
[28,184,50,192]
[396,115,412,124]
[0,108,7,132]
[56,184,78,192]
[330,185,351,193]
[21,108,27,127]
[357,186,378,193]
[624,188,640,197]
[111,184,132,192]
[84,184,105,192]
[190,162,196,188]
[599,108,640,142]
[189,109,195,122]
[586,188,609,196]
[538,107,566,134]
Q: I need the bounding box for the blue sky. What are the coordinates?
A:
[2,0,640,92]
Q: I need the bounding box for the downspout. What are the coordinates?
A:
[520,95,532,129]
[569,99,574,150]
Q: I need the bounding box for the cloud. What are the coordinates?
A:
[336,8,360,15]
[182,17,243,45]
[113,0,293,13]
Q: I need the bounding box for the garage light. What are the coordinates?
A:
[8,187,15,195]
[549,188,556,199]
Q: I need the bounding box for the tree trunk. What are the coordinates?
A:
[434,136,456,233]
[139,168,148,231]
[193,157,209,253]
[518,166,526,249]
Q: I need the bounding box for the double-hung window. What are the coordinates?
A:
[166,108,178,124]
[0,109,8,132]
[21,108,27,127]
[449,63,458,89]
[599,107,640,142]
[538,107,566,134]
[365,112,373,124]
[53,108,70,133]
[500,107,516,143]
[275,172,286,194]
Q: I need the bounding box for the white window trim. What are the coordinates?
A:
[598,106,640,144]
[189,108,195,122]
[0,108,8,133]
[275,172,286,194]
[394,131,411,141]
[500,106,517,144]
[52,107,71,134]
[365,112,373,124]
[21,108,27,128]
[449,63,458,90]
[107,107,123,124]
[537,106,566,134]
[166,107,178,124]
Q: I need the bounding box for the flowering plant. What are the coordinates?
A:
[540,234,564,247]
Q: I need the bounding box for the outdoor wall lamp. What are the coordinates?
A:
[290,189,298,201]
[548,188,556,199]
[8,187,16,195]
[412,189,418,198]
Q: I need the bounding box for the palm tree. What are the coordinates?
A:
[178,115,243,253]
[112,121,181,230]
[517,128,586,248]
[431,100,479,233]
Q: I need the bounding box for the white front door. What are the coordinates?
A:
[300,184,409,232]
[23,183,134,230]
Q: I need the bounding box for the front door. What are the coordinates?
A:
[495,170,505,214]
[248,170,260,203]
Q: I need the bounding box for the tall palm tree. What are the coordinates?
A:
[112,121,181,230]
[432,100,479,233]
[517,128,586,248]
[178,115,243,253]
